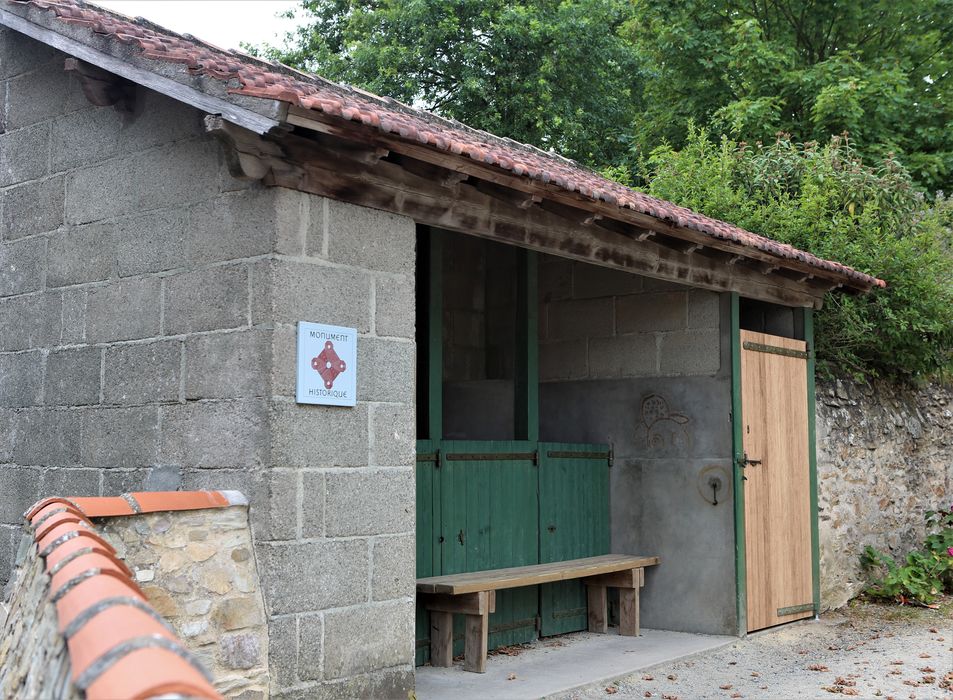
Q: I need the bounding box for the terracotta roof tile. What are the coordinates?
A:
[20,491,231,700]
[5,0,885,290]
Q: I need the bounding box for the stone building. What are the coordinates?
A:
[0,1,885,697]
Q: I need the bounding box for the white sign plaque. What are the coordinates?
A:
[296,322,357,406]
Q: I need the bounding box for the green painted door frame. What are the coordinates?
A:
[731,293,821,636]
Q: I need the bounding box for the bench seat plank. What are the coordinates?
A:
[416,554,659,595]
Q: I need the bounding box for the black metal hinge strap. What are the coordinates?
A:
[742,341,809,359]
[777,603,814,616]
[445,452,537,462]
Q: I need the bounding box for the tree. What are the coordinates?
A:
[259,0,644,168]
[627,0,953,192]
[644,128,953,380]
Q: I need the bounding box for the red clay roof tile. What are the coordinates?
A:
[6,0,885,290]
[21,491,233,699]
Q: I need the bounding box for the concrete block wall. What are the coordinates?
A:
[538,255,737,635]
[0,31,416,698]
[539,256,721,381]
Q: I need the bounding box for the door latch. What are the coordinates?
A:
[742,452,762,467]
[457,529,465,545]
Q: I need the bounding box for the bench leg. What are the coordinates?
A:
[619,586,639,636]
[430,610,453,667]
[586,584,608,634]
[463,609,488,673]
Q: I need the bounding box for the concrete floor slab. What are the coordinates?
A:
[414,628,736,700]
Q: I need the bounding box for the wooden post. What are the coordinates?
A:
[429,610,453,667]
[586,584,608,633]
[464,609,489,673]
[618,587,639,636]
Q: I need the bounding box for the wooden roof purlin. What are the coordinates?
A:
[211,114,847,309]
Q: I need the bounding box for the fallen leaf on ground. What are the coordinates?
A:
[823,686,859,695]
[890,660,904,665]
[605,686,618,695]
[661,695,679,700]
[719,684,732,690]
[808,664,830,672]
[506,673,517,681]
[929,628,938,633]
[889,669,903,676]
[919,667,934,673]
[667,675,677,681]
[846,645,857,651]
[644,693,652,698]
[730,693,742,698]
[902,680,919,687]
[834,677,856,687]
[920,676,934,684]
[936,637,945,641]
[918,653,931,658]
[829,645,841,650]
[642,674,654,681]
[798,650,809,655]
[750,672,760,678]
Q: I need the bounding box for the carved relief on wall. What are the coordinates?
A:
[640,393,692,451]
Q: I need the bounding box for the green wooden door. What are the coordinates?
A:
[415,439,439,665]
[538,442,611,636]
[440,440,541,651]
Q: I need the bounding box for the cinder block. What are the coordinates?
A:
[266,260,372,332]
[45,346,102,406]
[81,406,159,468]
[164,265,248,335]
[616,292,687,334]
[40,468,101,497]
[275,187,320,256]
[257,539,368,616]
[325,469,413,537]
[60,288,86,344]
[3,66,72,131]
[66,140,221,225]
[1,175,64,239]
[0,351,43,407]
[356,337,414,403]
[85,277,161,343]
[0,29,58,79]
[373,275,414,339]
[185,189,277,264]
[271,402,368,468]
[0,467,42,523]
[101,469,149,495]
[160,400,268,468]
[298,613,324,682]
[10,408,82,467]
[116,207,187,277]
[325,199,414,274]
[46,222,114,287]
[117,88,204,150]
[659,329,721,375]
[185,330,269,399]
[142,464,182,491]
[589,333,658,378]
[538,257,573,302]
[546,297,614,340]
[104,339,181,405]
[298,670,414,700]
[368,403,414,468]
[0,123,50,187]
[0,238,44,297]
[269,324,296,398]
[539,339,588,381]
[267,615,299,689]
[0,292,62,351]
[301,471,325,538]
[573,263,643,299]
[0,409,13,463]
[51,107,122,171]
[687,290,721,329]
[322,600,413,679]
[371,533,415,601]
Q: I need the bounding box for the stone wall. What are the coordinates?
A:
[0,30,417,698]
[816,376,953,609]
[99,506,268,698]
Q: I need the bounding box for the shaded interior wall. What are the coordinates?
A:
[538,256,737,635]
[441,232,518,440]
[0,31,417,699]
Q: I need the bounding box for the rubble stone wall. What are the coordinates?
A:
[816,376,953,609]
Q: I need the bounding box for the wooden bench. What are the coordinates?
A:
[416,553,659,673]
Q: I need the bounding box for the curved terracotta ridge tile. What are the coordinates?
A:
[67,609,178,681]
[67,496,137,517]
[46,542,132,578]
[4,0,886,290]
[29,502,89,530]
[37,520,94,552]
[54,574,147,632]
[34,511,93,541]
[129,489,229,513]
[49,553,136,596]
[23,496,84,520]
[39,527,113,560]
[85,647,220,700]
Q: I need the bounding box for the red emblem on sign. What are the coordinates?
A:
[312,341,347,389]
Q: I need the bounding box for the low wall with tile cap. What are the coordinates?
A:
[1,31,416,697]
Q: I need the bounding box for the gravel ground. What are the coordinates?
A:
[560,598,953,700]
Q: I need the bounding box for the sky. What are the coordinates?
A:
[93,1,304,52]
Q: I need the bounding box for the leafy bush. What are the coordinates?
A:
[642,127,953,380]
[861,508,953,604]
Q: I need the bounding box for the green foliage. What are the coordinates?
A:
[861,508,953,604]
[255,0,643,168]
[643,128,953,379]
[626,0,953,192]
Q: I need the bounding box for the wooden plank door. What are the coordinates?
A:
[538,442,611,636]
[439,440,540,651]
[740,330,813,631]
